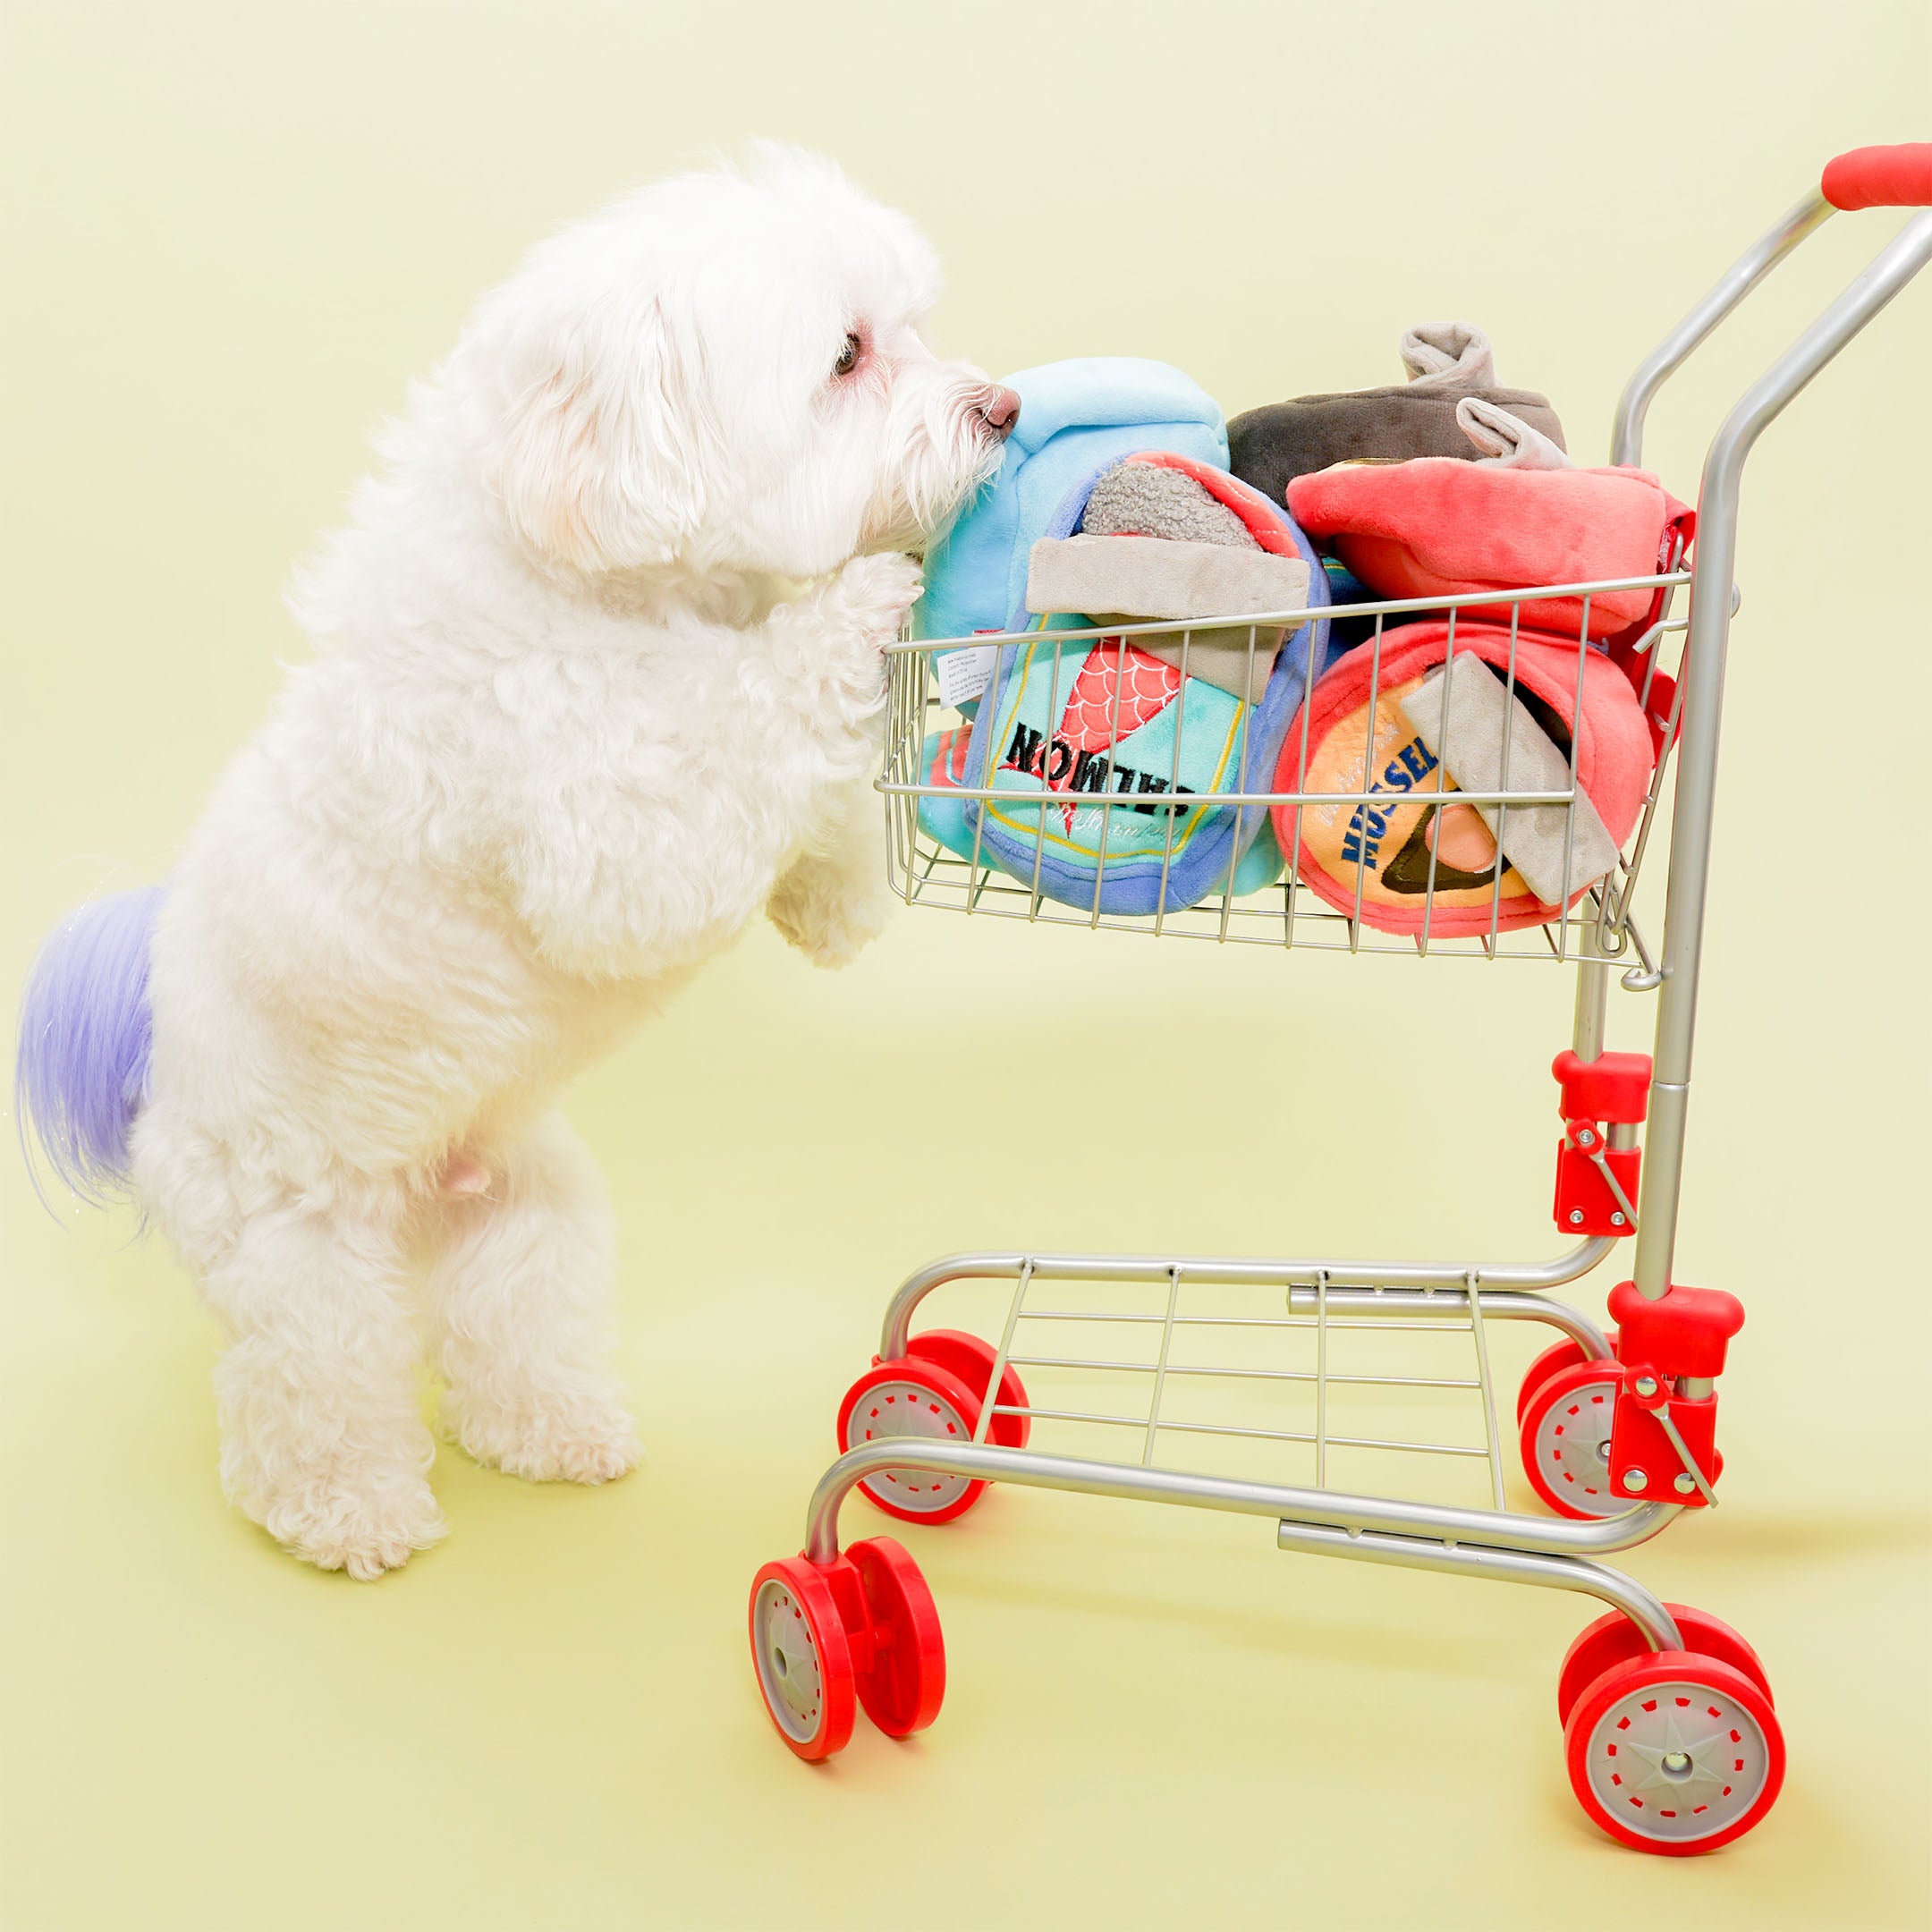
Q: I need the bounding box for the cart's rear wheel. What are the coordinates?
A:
[1520,1359,1623,1518]
[1564,1651,1784,1854]
[848,1536,945,1737]
[1559,1604,1773,1725]
[907,1330,1032,1449]
[750,1558,856,1762]
[837,1358,988,1524]
[1517,1329,1618,1423]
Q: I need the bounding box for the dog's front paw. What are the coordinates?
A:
[834,549,924,638]
[814,551,921,707]
[768,866,891,968]
[257,1476,448,1582]
[446,1384,642,1486]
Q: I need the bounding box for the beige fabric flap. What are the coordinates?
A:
[1027,534,1310,625]
[1398,657,1620,902]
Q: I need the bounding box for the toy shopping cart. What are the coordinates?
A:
[747,147,1932,1856]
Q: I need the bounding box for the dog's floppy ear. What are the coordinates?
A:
[492,296,709,573]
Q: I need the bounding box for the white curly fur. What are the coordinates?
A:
[127,147,1013,1579]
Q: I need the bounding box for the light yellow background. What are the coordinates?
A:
[4,4,1928,1927]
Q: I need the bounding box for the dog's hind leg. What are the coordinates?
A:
[204,1184,446,1580]
[426,1111,640,1487]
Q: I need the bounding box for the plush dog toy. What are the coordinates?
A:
[960,452,1333,915]
[1229,322,1568,506]
[916,722,1289,897]
[915,724,976,859]
[1397,656,1622,905]
[1276,623,1652,937]
[913,357,1227,644]
[1287,458,1690,640]
[1026,451,1315,702]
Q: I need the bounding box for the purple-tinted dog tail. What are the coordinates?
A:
[14,886,166,1209]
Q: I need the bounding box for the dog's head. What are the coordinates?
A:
[463,146,1015,581]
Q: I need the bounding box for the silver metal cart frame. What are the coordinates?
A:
[750,150,1932,1856]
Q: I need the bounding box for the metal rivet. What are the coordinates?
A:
[1610,1212,1625,1226]
[1624,1468,1649,1492]
[1634,1375,1658,1398]
[1568,1209,1586,1226]
[1674,1473,1699,1495]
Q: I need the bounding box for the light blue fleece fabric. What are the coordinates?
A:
[912,359,1228,644]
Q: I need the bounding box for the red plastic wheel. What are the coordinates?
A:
[1517,1328,1618,1423]
[749,1557,856,1763]
[1558,1604,1773,1725]
[848,1536,946,1737]
[1564,1650,1784,1854]
[837,1356,989,1525]
[1520,1358,1623,1518]
[907,1330,1032,1449]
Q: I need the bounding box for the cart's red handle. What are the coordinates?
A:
[1821,143,1932,211]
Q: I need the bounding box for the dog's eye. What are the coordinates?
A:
[834,332,861,377]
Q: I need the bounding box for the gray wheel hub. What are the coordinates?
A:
[847,1377,974,1514]
[753,1577,827,1744]
[1531,1376,1621,1516]
[1581,1675,1773,1843]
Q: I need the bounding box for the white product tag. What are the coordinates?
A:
[935,644,997,712]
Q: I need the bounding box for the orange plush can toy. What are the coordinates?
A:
[1276,623,1654,937]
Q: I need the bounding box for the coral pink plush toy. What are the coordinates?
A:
[1287,462,1690,638]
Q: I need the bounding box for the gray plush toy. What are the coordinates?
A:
[1228,322,1568,507]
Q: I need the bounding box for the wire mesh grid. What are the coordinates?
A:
[950,1261,1539,1513]
[881,569,1692,969]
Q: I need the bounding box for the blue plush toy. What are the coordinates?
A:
[957,453,1333,915]
[913,358,1228,644]
[908,359,1335,916]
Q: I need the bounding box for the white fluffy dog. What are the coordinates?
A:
[16,147,1017,1579]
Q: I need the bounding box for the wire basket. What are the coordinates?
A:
[881,568,1691,970]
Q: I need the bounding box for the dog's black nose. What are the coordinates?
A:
[976,386,1021,440]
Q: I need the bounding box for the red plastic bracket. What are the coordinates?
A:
[1551,1052,1650,1238]
[1607,1279,1744,1379]
[1552,1050,1652,1124]
[1554,1142,1640,1236]
[1610,1383,1723,1506]
[1602,1283,1745,1508]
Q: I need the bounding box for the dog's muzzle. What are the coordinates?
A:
[973,386,1021,442]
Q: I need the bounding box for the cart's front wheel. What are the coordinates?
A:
[1520,1359,1623,1518]
[1558,1604,1773,1724]
[750,1558,856,1762]
[1564,1651,1784,1854]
